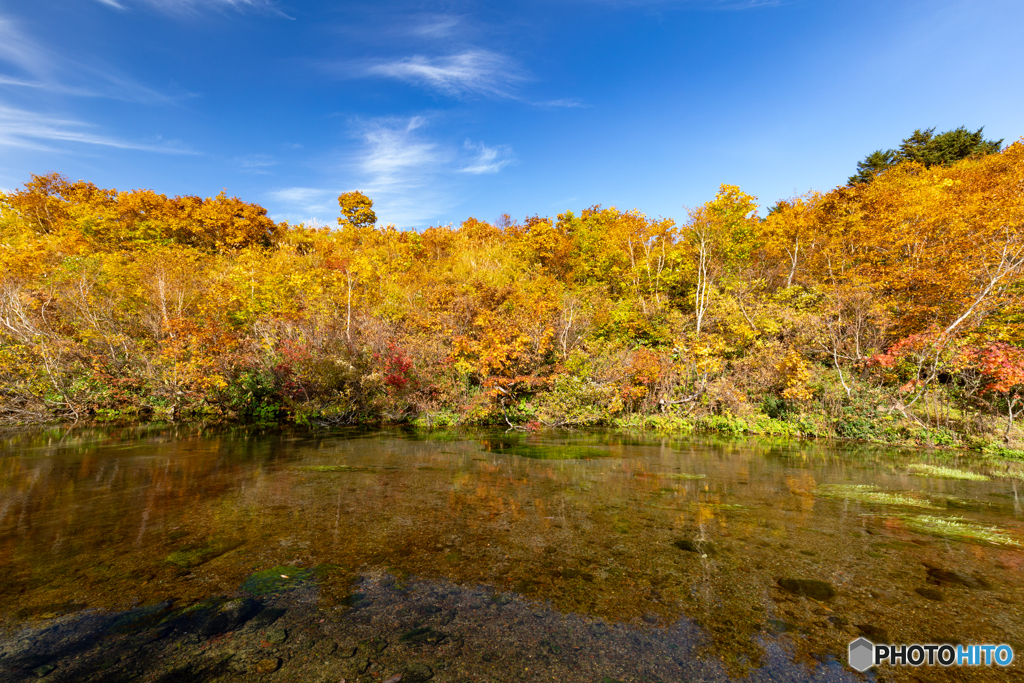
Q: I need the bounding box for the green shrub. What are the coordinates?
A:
[761,395,790,420]
[834,406,881,440]
[535,376,616,427]
[223,370,283,424]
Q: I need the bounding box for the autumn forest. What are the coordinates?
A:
[2,130,1023,454]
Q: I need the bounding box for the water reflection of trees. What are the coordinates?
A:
[1,427,1020,679]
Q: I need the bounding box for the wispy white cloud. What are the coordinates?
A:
[407,15,463,38]
[583,0,781,7]
[536,98,588,108]
[359,116,443,190]
[270,118,435,224]
[460,140,515,175]
[0,16,184,104]
[702,0,781,7]
[270,117,515,227]
[267,187,337,221]
[268,187,330,205]
[234,153,276,173]
[0,17,52,77]
[0,75,92,96]
[357,49,582,107]
[316,117,448,225]
[364,50,526,99]
[97,0,291,17]
[0,73,181,104]
[0,105,195,154]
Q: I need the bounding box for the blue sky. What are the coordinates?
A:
[1,0,1021,229]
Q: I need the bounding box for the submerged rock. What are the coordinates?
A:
[776,578,836,601]
[401,662,435,682]
[855,624,889,642]
[399,627,447,646]
[32,662,57,678]
[673,539,716,555]
[914,587,945,601]
[199,598,262,637]
[255,657,281,674]
[157,596,263,637]
[311,639,338,656]
[108,601,175,634]
[924,566,992,590]
[359,635,389,655]
[555,568,596,581]
[249,607,287,631]
[346,591,373,610]
[765,618,798,633]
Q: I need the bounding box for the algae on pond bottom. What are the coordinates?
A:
[5,427,1023,683]
[478,441,611,460]
[165,539,243,568]
[899,514,1021,547]
[906,464,989,481]
[240,566,315,595]
[295,465,366,472]
[815,484,940,509]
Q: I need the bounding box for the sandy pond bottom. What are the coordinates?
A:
[1,426,1023,682]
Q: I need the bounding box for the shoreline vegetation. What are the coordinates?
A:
[2,130,1023,462]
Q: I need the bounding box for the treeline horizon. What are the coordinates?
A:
[1,132,1022,453]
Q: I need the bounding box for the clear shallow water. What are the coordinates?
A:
[1,425,1022,682]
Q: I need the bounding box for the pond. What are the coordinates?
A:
[0,425,1021,682]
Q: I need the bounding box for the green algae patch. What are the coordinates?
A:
[240,566,315,595]
[313,562,346,577]
[935,496,998,511]
[661,473,706,480]
[688,501,748,511]
[295,465,366,473]
[506,444,610,460]
[907,464,989,481]
[480,441,611,460]
[402,429,463,442]
[900,515,1021,547]
[816,484,939,510]
[165,539,243,568]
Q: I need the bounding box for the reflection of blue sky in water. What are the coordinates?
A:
[0,426,1022,680]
